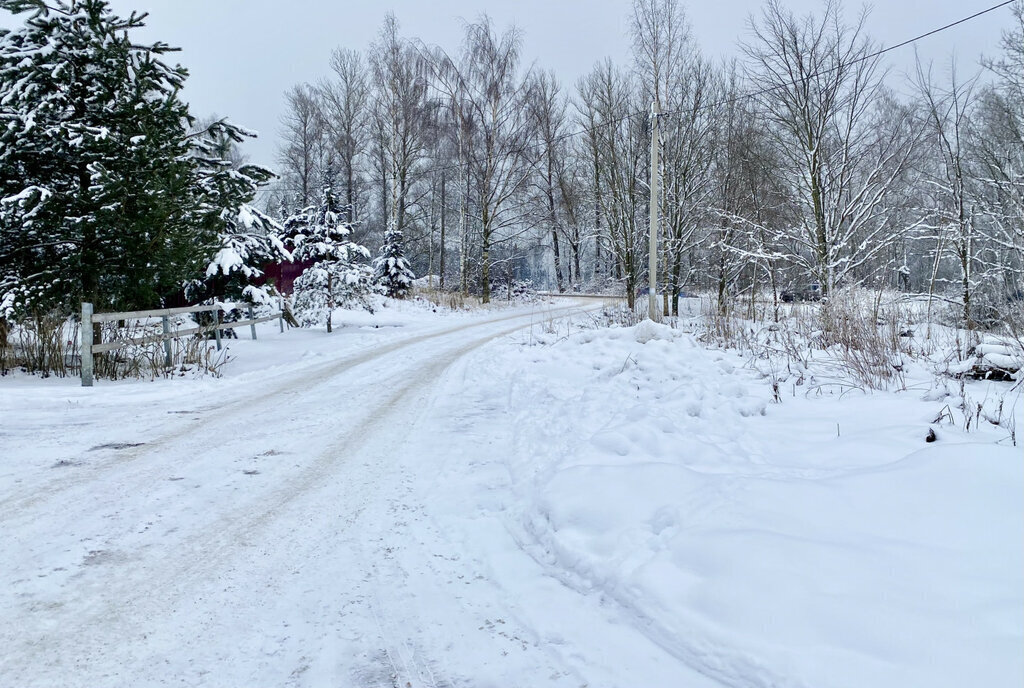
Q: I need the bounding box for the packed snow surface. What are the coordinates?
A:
[1,298,1020,687]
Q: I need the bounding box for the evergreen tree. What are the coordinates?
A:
[191,120,290,305]
[373,226,415,298]
[200,204,289,305]
[0,1,275,319]
[290,168,374,332]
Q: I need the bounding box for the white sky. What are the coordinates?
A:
[1,1,1015,168]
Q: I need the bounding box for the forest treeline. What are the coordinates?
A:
[274,0,1023,323]
[0,0,413,334]
[1,0,1022,334]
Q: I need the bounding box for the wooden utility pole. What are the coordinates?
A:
[439,170,447,290]
[648,101,661,322]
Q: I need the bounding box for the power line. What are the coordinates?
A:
[661,0,1015,119]
[867,1,1012,57]
[301,0,1014,192]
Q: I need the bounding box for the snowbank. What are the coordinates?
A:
[481,320,1024,688]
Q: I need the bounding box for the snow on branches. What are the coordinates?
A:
[373,227,415,299]
[288,173,376,331]
[0,1,277,318]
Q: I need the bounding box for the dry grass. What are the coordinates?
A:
[1,313,231,381]
[2,313,77,378]
[699,288,916,392]
[93,319,232,380]
[415,287,473,311]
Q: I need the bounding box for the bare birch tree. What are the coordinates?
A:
[578,60,647,308]
[459,17,535,303]
[369,14,431,241]
[528,70,570,292]
[277,83,324,208]
[914,60,983,326]
[974,2,1024,300]
[318,48,369,225]
[743,0,917,294]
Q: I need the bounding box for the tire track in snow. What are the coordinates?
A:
[0,301,592,523]
[1,302,604,686]
[502,357,808,688]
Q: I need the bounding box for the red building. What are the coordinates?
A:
[258,259,315,294]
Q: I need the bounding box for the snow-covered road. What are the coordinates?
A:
[1,300,660,688]
[2,299,1020,688]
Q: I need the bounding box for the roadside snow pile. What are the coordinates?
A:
[488,320,1023,688]
[630,318,676,344]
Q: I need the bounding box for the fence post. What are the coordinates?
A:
[248,306,257,340]
[162,315,172,368]
[213,307,222,351]
[81,302,94,387]
[278,297,285,333]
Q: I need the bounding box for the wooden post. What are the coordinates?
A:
[248,306,257,340]
[81,302,94,387]
[213,308,222,351]
[162,315,172,368]
[278,297,285,333]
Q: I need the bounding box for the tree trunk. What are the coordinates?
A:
[572,230,582,290]
[459,140,469,296]
[551,225,564,292]
[671,249,682,316]
[481,230,491,304]
[346,161,356,224]
[809,150,830,296]
[327,272,334,333]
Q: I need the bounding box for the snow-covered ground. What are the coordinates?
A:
[1,297,1020,688]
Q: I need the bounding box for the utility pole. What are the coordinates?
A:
[439,170,446,290]
[648,100,661,322]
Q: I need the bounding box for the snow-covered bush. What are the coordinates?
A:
[373,228,415,298]
[292,263,377,328]
[287,169,374,331]
[699,288,916,392]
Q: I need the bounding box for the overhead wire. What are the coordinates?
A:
[659,0,1015,119]
[299,0,1014,192]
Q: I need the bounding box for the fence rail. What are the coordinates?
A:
[90,303,237,323]
[81,300,285,387]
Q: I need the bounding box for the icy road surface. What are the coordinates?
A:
[1,298,1021,688]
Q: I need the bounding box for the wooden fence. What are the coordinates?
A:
[81,300,285,387]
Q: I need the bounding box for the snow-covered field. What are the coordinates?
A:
[1,297,1021,688]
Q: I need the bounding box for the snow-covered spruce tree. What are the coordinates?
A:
[0,1,280,327]
[373,226,415,298]
[200,205,289,305]
[0,0,206,316]
[289,169,374,332]
[191,120,291,306]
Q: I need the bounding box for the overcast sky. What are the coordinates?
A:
[0,1,1015,168]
